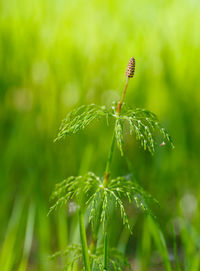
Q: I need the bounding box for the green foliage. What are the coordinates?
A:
[118,106,174,155]
[50,73,173,270]
[49,171,158,235]
[114,117,124,156]
[92,246,133,271]
[48,44,173,271]
[109,175,159,220]
[55,104,111,142]
[50,244,132,271]
[108,247,133,271]
[1,0,199,270]
[48,172,101,215]
[55,103,174,156]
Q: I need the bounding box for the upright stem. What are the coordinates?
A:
[103,77,130,187]
[105,132,115,175]
[116,78,129,113]
[79,208,91,271]
[103,132,116,187]
[90,75,131,260]
[103,232,108,270]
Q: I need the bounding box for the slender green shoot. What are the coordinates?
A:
[79,208,91,271]
[103,232,108,270]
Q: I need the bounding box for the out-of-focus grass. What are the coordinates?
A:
[0,0,200,270]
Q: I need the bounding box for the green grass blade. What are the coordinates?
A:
[148,217,172,271]
[18,202,35,271]
[0,197,23,271]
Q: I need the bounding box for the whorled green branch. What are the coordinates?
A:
[54,104,112,141]
[54,102,174,156]
[115,106,174,155]
[48,172,101,216]
[48,171,158,234]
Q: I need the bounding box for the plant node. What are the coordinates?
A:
[103,172,110,188]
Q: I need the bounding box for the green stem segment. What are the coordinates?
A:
[90,75,131,261]
[79,208,91,271]
[116,78,129,114]
[103,132,116,187]
[103,77,130,187]
[103,232,108,270]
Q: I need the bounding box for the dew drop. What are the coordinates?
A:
[160,141,166,147]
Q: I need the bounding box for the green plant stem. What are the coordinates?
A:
[103,77,130,187]
[90,75,131,260]
[116,77,129,113]
[103,232,108,270]
[103,132,116,187]
[79,208,91,271]
[90,133,115,253]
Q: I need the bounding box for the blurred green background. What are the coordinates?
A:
[0,0,200,270]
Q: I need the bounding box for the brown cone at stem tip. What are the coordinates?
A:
[125,57,135,78]
[116,57,135,114]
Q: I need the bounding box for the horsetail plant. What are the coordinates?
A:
[49,57,174,270]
